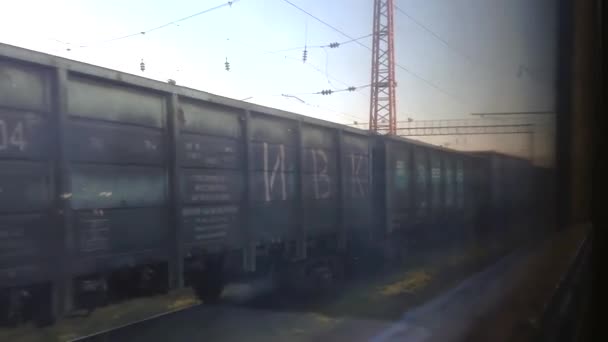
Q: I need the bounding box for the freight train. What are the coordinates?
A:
[0,43,552,325]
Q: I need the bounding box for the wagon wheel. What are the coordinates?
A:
[192,258,225,304]
[193,275,224,304]
[280,256,346,297]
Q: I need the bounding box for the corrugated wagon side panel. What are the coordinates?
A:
[70,165,166,209]
[301,124,338,237]
[66,120,165,165]
[65,74,170,271]
[385,140,412,233]
[0,214,52,283]
[463,156,477,222]
[177,100,244,251]
[66,75,165,128]
[0,58,52,113]
[443,154,455,211]
[248,114,298,242]
[429,149,442,219]
[341,133,372,239]
[72,208,168,261]
[490,155,505,218]
[476,156,492,233]
[413,147,430,221]
[456,158,465,211]
[0,58,54,287]
[0,161,51,213]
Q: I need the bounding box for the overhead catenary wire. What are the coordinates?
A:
[226,35,372,102]
[227,37,352,88]
[144,0,239,35]
[242,84,371,101]
[289,84,372,96]
[394,4,472,63]
[240,83,371,122]
[266,33,373,54]
[295,99,367,123]
[56,0,240,49]
[394,64,457,101]
[280,0,370,51]
[50,0,461,106]
[263,33,372,89]
[279,0,462,104]
[241,93,366,123]
[337,33,374,47]
[395,3,550,91]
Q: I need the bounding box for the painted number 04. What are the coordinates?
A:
[0,119,27,151]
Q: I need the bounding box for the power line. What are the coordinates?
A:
[228,37,351,88]
[148,0,239,32]
[396,5,552,88]
[471,111,554,116]
[242,84,370,101]
[394,4,472,63]
[395,4,552,93]
[279,0,369,51]
[276,92,369,122]
[267,33,373,54]
[243,92,366,122]
[291,84,372,96]
[338,33,374,47]
[279,0,461,104]
[229,39,374,102]
[282,93,306,103]
[394,64,458,101]
[296,99,366,122]
[282,92,369,122]
[56,0,240,49]
[224,37,372,105]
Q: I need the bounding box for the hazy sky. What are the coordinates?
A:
[0,0,556,126]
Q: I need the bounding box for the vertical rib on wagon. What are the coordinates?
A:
[53,67,72,318]
[167,93,183,289]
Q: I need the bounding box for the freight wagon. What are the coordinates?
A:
[0,43,548,325]
[470,151,546,244]
[371,135,482,263]
[0,43,375,323]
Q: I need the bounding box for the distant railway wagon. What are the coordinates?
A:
[371,136,481,260]
[469,152,543,240]
[0,43,549,325]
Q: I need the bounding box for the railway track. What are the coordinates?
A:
[64,244,522,341]
[68,249,528,342]
[69,303,204,342]
[66,276,277,341]
[64,229,588,342]
[1,235,556,342]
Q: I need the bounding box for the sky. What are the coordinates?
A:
[0,0,557,164]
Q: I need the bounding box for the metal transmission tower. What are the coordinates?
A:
[369,0,397,135]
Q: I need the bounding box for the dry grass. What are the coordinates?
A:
[378,270,435,297]
[316,240,504,321]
